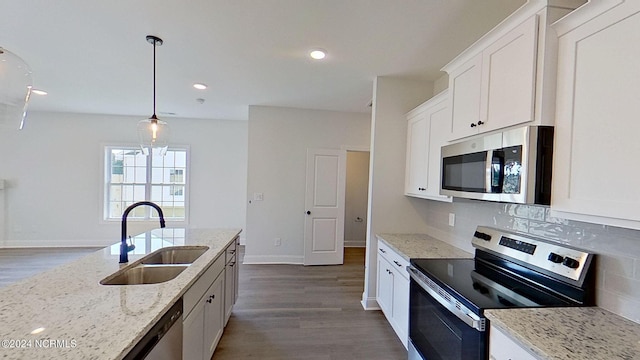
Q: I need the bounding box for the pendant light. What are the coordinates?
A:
[137,35,170,156]
[0,47,33,130]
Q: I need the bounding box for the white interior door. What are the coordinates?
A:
[304,149,346,265]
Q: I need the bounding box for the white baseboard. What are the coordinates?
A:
[361,294,380,310]
[344,240,366,247]
[243,254,304,265]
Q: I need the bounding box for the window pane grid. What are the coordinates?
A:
[106,147,187,221]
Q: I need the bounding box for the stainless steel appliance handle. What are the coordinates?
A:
[485,150,494,193]
[408,266,485,331]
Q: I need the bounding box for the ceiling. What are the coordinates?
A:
[0,0,525,121]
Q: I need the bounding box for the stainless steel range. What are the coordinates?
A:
[407,226,596,360]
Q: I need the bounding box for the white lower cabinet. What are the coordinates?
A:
[183,237,240,360]
[489,325,538,360]
[203,275,224,358]
[183,272,224,360]
[376,239,410,348]
[224,240,239,325]
[183,295,205,360]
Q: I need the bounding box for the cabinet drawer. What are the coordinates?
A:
[184,254,225,319]
[378,240,410,279]
[225,240,237,264]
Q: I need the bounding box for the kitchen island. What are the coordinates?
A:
[0,228,240,360]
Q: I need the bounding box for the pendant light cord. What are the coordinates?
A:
[152,39,157,118]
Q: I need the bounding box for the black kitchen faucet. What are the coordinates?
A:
[120,201,166,263]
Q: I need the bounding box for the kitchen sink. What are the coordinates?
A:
[100,265,188,285]
[141,246,209,265]
[100,245,209,285]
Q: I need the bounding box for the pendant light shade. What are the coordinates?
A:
[137,115,170,155]
[0,47,33,130]
[138,35,169,156]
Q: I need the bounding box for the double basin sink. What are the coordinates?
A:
[100,246,209,285]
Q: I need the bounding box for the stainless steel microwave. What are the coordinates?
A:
[440,126,554,205]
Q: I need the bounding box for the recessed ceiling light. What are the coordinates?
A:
[193,83,207,90]
[309,49,327,60]
[31,89,47,95]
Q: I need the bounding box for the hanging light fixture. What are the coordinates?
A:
[0,47,33,130]
[137,35,170,156]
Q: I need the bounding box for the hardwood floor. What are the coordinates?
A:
[213,247,407,360]
[0,248,99,288]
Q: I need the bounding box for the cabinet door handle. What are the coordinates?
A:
[206,299,212,304]
[470,123,477,128]
[393,260,402,267]
[477,120,485,125]
[379,248,386,253]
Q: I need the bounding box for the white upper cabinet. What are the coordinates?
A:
[443,0,579,141]
[405,91,452,202]
[449,54,483,139]
[480,15,538,133]
[551,0,640,230]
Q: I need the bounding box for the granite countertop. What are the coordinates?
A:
[376,233,473,260]
[0,227,240,360]
[485,307,640,359]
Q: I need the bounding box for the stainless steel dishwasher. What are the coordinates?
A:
[124,298,183,360]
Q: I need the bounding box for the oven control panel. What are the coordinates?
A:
[498,237,536,255]
[472,226,593,284]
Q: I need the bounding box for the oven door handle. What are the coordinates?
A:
[408,266,485,332]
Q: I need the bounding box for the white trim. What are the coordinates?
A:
[552,0,625,36]
[361,294,381,310]
[100,143,191,224]
[242,255,304,265]
[344,240,366,247]
[341,145,370,152]
[550,209,640,231]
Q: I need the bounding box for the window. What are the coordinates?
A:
[105,146,188,221]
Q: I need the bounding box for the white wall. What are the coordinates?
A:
[0,111,247,247]
[344,151,370,247]
[361,76,435,309]
[433,73,449,95]
[245,105,370,264]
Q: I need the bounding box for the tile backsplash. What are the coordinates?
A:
[418,198,640,323]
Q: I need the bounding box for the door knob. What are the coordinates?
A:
[306,211,311,215]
